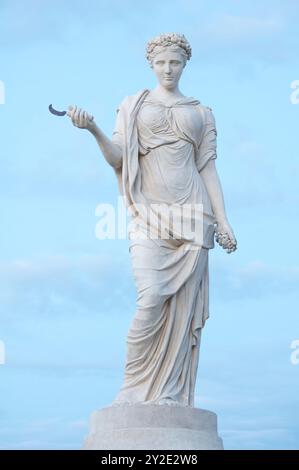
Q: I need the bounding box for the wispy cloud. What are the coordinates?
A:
[189,7,297,64]
[205,14,284,40]
[1,0,298,452]
[0,254,134,319]
[211,258,299,300]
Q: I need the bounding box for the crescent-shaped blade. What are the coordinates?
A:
[48,104,67,116]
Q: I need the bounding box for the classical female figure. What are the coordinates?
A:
[67,33,237,409]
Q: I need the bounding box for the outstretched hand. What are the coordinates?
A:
[67,105,95,131]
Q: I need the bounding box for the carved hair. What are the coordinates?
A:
[146,32,192,67]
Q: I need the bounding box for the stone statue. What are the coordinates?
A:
[67,32,237,449]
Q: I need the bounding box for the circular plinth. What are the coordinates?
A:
[83,403,224,450]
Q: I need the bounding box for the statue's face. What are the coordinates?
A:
[151,49,185,90]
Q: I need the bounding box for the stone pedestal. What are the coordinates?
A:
[83,404,224,450]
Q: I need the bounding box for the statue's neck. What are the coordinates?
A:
[151,85,184,100]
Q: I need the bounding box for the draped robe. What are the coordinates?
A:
[110,89,218,407]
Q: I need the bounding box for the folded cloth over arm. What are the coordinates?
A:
[111,96,130,195]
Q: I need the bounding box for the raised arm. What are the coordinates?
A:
[67,105,122,170]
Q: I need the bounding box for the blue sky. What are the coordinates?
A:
[0,0,298,450]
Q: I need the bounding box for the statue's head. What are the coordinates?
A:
[146,33,192,90]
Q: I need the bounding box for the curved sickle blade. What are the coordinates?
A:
[48,104,67,116]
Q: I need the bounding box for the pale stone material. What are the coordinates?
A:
[83,404,223,450]
[67,32,237,450]
[109,88,216,407]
